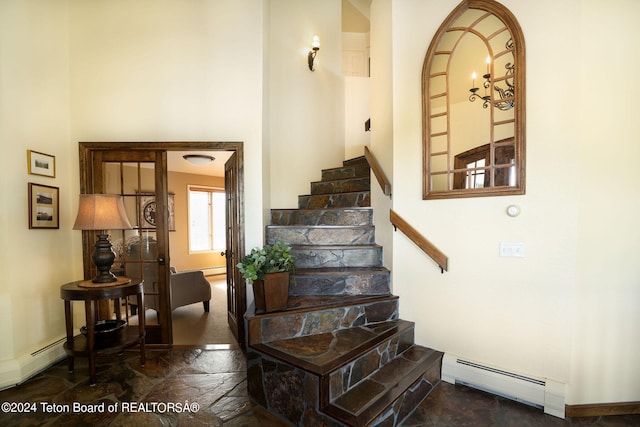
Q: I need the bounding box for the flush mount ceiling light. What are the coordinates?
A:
[182,154,215,165]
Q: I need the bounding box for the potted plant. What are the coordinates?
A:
[237,240,295,313]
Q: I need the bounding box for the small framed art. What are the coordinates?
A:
[27,150,56,178]
[28,183,59,229]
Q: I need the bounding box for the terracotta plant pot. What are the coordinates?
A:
[253,271,290,314]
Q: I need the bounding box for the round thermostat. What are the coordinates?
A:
[506,205,520,217]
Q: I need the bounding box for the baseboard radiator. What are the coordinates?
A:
[0,337,66,391]
[442,353,565,418]
[202,266,226,276]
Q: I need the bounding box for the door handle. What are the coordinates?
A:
[158,256,165,265]
[220,251,227,257]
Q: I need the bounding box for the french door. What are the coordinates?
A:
[80,148,171,344]
[79,142,245,346]
[225,152,244,346]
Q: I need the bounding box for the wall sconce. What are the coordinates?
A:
[308,35,320,71]
[73,194,133,284]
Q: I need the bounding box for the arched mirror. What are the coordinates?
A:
[422,0,525,199]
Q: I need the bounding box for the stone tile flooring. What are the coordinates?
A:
[0,348,638,426]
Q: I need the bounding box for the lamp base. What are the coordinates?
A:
[92,272,118,284]
[92,233,118,283]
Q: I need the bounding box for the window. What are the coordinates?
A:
[188,186,225,253]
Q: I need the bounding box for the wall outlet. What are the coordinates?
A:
[499,242,525,258]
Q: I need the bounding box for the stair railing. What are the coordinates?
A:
[364,146,391,197]
[390,209,448,273]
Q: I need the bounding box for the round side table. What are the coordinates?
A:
[60,278,145,385]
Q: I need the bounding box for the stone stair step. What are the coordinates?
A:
[266,225,376,246]
[246,154,442,426]
[298,191,370,209]
[311,177,371,195]
[291,244,382,268]
[253,320,414,376]
[270,207,373,226]
[323,345,444,427]
[322,163,370,182]
[290,267,391,296]
[248,295,399,345]
[326,322,415,403]
[342,155,368,166]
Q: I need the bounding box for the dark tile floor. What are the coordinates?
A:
[0,348,638,426]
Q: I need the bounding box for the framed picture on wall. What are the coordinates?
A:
[28,183,59,229]
[139,193,175,231]
[27,150,56,178]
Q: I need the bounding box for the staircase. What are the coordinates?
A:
[246,156,443,426]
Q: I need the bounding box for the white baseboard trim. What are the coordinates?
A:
[203,266,226,277]
[0,337,66,391]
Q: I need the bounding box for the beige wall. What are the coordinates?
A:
[0,0,73,382]
[1,0,638,410]
[380,0,640,407]
[0,0,267,388]
[167,170,225,272]
[268,0,345,208]
[107,163,226,272]
[370,0,394,269]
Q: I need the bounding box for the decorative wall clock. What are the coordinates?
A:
[139,193,175,231]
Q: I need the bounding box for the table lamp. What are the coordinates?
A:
[73,194,133,283]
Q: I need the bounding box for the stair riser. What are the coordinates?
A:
[292,246,382,269]
[329,327,415,402]
[322,164,370,181]
[253,298,399,344]
[271,208,373,226]
[299,192,370,209]
[369,372,441,427]
[311,177,371,195]
[247,155,444,426]
[266,226,375,247]
[325,347,443,426]
[248,352,347,426]
[290,270,391,296]
[247,348,442,427]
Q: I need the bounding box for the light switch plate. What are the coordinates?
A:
[499,242,525,258]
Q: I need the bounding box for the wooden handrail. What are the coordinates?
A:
[364,146,391,197]
[390,209,448,273]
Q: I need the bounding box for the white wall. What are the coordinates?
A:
[268,0,344,208]
[343,32,371,160]
[344,77,370,160]
[2,0,638,409]
[0,0,267,388]
[0,0,73,385]
[369,0,394,270]
[67,0,267,246]
[382,0,640,407]
[571,0,640,404]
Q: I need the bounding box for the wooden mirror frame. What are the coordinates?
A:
[422,0,526,199]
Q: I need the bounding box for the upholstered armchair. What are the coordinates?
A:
[124,237,211,315]
[166,267,211,312]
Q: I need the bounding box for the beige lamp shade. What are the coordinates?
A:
[73,194,133,231]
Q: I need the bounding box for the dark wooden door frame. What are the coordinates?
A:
[78,141,246,347]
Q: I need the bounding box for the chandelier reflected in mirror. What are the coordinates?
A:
[469,39,515,111]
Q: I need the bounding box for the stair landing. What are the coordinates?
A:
[253,319,413,375]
